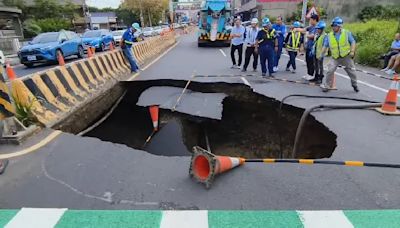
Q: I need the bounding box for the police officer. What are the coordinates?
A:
[320,17,359,92]
[255,18,278,77]
[121,23,140,73]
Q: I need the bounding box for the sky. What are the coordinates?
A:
[86,0,122,9]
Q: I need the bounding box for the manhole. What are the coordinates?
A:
[83,81,337,159]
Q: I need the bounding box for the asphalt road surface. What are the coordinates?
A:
[1,32,400,211]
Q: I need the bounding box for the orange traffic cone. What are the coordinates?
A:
[57,52,65,66]
[189,146,245,188]
[5,62,16,80]
[331,73,337,90]
[109,42,115,51]
[149,105,159,131]
[87,47,93,58]
[376,75,400,115]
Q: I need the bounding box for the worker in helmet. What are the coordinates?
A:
[284,21,304,74]
[320,17,359,92]
[242,18,260,72]
[255,17,278,77]
[121,23,140,73]
[311,21,327,85]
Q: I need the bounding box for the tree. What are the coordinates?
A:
[123,0,169,27]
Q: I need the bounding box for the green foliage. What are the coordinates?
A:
[357,5,400,22]
[287,1,326,23]
[22,19,42,38]
[116,7,140,27]
[34,18,72,32]
[344,20,398,67]
[12,96,39,127]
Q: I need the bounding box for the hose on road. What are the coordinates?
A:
[292,103,383,158]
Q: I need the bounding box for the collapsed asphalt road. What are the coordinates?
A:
[0,33,400,210]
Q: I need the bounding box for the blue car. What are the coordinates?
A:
[82,29,114,52]
[19,30,84,68]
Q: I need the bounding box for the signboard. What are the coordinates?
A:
[306,6,318,19]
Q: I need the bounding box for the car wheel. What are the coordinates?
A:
[24,63,34,68]
[77,45,84,58]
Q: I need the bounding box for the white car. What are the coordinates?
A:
[112,30,126,46]
[153,26,163,35]
[143,27,155,37]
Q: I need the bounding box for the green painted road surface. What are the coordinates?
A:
[1,208,400,227]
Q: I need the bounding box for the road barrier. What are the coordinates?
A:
[9,33,176,128]
[0,72,14,120]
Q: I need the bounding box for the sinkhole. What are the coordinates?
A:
[83,80,337,159]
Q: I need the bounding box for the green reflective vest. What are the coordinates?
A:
[329,29,351,59]
[287,31,301,50]
[315,33,327,58]
[262,28,275,39]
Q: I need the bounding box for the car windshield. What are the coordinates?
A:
[83,31,101,38]
[31,33,59,44]
[143,27,153,31]
[154,26,161,30]
[112,30,125,36]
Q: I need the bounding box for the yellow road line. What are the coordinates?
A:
[0,131,62,159]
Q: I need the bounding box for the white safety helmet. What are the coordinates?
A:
[251,18,259,24]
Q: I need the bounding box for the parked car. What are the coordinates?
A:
[82,29,114,52]
[112,29,126,46]
[18,30,84,68]
[143,27,155,37]
[153,26,163,35]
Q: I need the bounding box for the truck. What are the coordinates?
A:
[198,0,232,47]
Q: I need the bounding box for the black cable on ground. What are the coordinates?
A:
[279,94,381,111]
[292,103,383,158]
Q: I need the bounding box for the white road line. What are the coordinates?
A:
[219,49,227,57]
[160,210,208,228]
[297,210,354,228]
[282,53,399,97]
[241,77,251,86]
[5,208,67,228]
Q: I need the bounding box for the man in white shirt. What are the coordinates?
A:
[242,18,259,72]
[230,18,246,69]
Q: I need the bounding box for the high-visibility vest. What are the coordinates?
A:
[328,29,351,59]
[262,28,275,40]
[315,33,327,58]
[287,31,301,50]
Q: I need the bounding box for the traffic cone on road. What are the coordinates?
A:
[149,105,159,131]
[109,42,115,51]
[189,146,245,188]
[5,62,16,80]
[87,47,95,58]
[331,73,337,90]
[376,75,400,115]
[57,52,65,66]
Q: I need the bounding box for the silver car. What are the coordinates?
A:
[112,30,126,46]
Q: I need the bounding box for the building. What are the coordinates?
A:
[237,0,302,22]
[0,0,23,55]
[88,12,117,30]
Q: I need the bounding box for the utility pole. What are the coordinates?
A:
[301,0,308,23]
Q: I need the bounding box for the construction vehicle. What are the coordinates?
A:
[198,0,232,47]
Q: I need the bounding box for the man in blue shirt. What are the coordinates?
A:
[242,18,259,72]
[272,16,286,72]
[230,18,246,69]
[121,23,140,73]
[382,33,400,70]
[255,18,278,77]
[320,17,359,92]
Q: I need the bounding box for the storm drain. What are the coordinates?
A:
[84,80,337,159]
